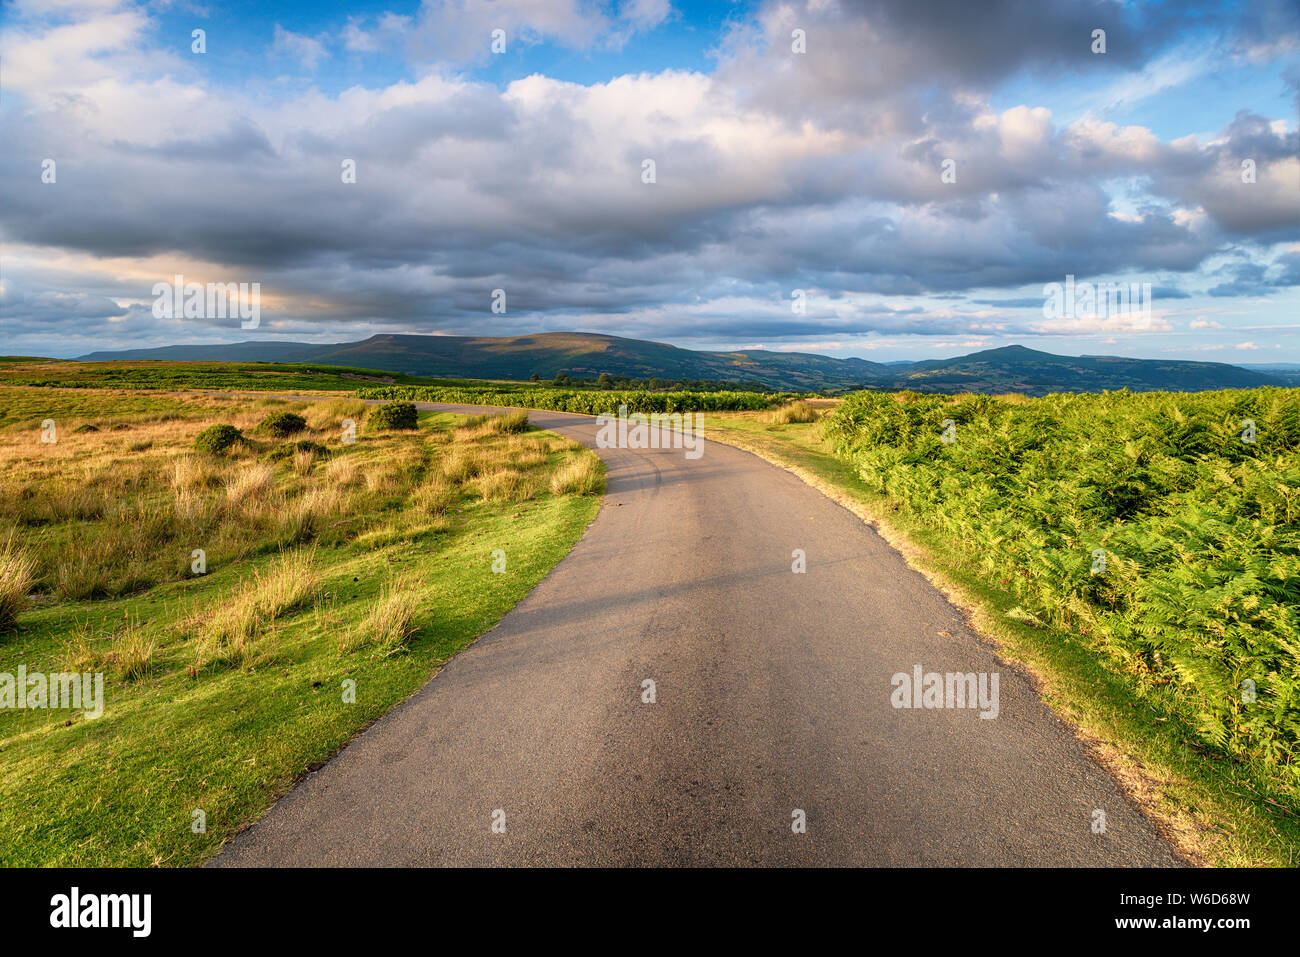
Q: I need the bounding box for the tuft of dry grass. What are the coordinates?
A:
[0,533,37,632]
[440,446,482,482]
[324,454,362,488]
[225,462,275,504]
[503,435,549,467]
[111,618,156,681]
[458,411,530,439]
[191,549,319,672]
[54,544,113,601]
[765,401,820,425]
[171,456,222,493]
[413,478,459,516]
[291,448,319,475]
[363,464,403,494]
[304,397,368,433]
[342,572,423,655]
[473,466,537,503]
[549,454,604,496]
[58,623,109,673]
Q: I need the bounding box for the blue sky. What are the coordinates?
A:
[2,0,1297,363]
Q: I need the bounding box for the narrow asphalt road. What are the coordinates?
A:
[214,401,1183,866]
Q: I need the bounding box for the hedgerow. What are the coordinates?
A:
[824,387,1300,781]
[355,385,776,414]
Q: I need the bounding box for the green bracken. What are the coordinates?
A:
[823,387,1300,781]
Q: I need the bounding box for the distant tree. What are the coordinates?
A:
[529,373,540,383]
[597,373,614,390]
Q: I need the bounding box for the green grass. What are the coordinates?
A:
[0,385,204,432]
[0,358,515,394]
[0,394,603,866]
[703,398,1300,867]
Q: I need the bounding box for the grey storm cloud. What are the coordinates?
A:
[1207,251,1300,297]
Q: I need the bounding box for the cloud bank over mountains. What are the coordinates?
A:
[1,0,1297,360]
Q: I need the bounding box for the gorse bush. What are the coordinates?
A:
[193,424,242,453]
[824,387,1300,779]
[356,385,775,414]
[255,411,307,437]
[367,401,419,431]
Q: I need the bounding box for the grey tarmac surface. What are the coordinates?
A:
[214,401,1184,867]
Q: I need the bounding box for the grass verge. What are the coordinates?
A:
[0,394,603,866]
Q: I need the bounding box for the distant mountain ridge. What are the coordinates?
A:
[76,333,1289,395]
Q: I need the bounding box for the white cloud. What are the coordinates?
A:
[273,24,327,70]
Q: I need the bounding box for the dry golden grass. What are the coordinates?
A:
[291,448,319,475]
[765,401,820,424]
[190,548,320,672]
[456,410,530,441]
[504,435,549,467]
[0,397,603,620]
[363,464,403,494]
[550,454,604,496]
[324,454,363,488]
[473,466,537,503]
[171,456,222,493]
[303,397,368,433]
[440,446,483,482]
[225,462,275,503]
[111,618,157,681]
[343,572,423,655]
[57,623,107,673]
[0,533,36,631]
[412,478,459,516]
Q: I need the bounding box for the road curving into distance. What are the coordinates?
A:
[214,401,1183,866]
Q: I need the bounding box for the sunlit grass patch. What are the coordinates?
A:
[343,572,423,656]
[550,452,605,496]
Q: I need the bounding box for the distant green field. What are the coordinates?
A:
[0,360,792,413]
[0,358,512,393]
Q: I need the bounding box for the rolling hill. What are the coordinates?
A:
[76,333,1287,395]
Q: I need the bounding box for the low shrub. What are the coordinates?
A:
[193,424,242,454]
[255,411,307,437]
[368,402,419,431]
